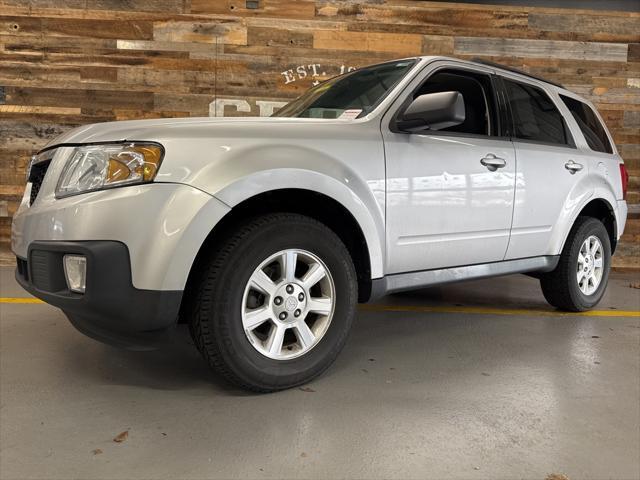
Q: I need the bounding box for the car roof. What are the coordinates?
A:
[415,55,595,104]
[416,55,562,87]
[412,55,615,154]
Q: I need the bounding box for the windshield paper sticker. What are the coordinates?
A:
[338,109,362,120]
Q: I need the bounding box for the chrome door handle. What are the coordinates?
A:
[565,160,583,174]
[480,154,506,171]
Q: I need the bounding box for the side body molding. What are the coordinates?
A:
[371,255,560,299]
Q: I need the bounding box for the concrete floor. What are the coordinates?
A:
[1,266,639,480]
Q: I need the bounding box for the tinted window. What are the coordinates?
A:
[413,69,498,136]
[273,60,416,119]
[560,95,613,154]
[503,79,568,145]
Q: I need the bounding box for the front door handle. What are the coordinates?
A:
[565,160,583,174]
[480,154,507,172]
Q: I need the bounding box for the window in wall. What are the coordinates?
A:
[502,79,568,146]
[560,95,613,154]
[413,69,498,136]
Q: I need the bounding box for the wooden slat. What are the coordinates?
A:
[85,0,186,13]
[6,86,154,108]
[0,15,154,40]
[154,20,247,45]
[247,26,313,48]
[0,0,184,14]
[454,37,629,62]
[528,13,640,43]
[191,0,316,20]
[624,111,640,129]
[0,105,82,115]
[313,30,423,54]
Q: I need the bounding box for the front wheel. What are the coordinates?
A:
[540,216,611,312]
[187,213,357,392]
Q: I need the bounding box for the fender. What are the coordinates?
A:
[157,128,387,280]
[552,174,619,256]
[546,173,594,256]
[591,177,621,240]
[213,165,385,279]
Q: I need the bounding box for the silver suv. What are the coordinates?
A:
[12,56,629,391]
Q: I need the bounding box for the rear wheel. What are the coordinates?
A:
[540,216,611,312]
[186,213,357,392]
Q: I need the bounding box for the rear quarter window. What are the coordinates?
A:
[560,95,613,154]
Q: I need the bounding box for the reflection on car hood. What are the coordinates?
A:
[44,116,356,149]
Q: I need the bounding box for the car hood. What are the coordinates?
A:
[43,116,357,149]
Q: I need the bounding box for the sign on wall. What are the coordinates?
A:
[210,63,357,117]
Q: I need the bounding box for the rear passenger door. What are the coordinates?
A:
[500,77,591,260]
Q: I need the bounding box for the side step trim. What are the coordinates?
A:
[370,256,559,300]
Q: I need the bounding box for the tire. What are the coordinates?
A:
[186,213,357,392]
[540,216,611,312]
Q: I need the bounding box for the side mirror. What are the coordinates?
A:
[396,91,465,133]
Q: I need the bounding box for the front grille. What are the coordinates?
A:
[30,250,51,290]
[29,249,67,292]
[29,160,51,205]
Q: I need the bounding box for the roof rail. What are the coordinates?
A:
[471,58,564,89]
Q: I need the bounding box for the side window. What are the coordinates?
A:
[560,95,613,154]
[413,69,498,136]
[503,79,568,146]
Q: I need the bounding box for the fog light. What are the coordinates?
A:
[63,255,86,293]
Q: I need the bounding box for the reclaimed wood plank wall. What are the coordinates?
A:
[0,0,638,266]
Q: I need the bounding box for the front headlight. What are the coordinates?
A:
[56,142,164,198]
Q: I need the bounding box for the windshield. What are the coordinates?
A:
[272,59,417,119]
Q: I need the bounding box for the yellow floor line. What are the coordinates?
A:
[2,297,639,318]
[359,304,640,318]
[1,297,45,304]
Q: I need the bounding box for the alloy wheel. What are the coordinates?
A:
[577,235,604,296]
[241,249,336,360]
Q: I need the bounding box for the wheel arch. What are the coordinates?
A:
[182,189,376,313]
[562,197,618,254]
[577,198,618,253]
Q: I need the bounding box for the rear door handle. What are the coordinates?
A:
[480,154,507,171]
[565,160,583,174]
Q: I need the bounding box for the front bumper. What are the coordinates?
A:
[11,174,231,349]
[16,241,182,350]
[11,145,233,349]
[11,181,230,291]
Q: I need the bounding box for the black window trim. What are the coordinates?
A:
[388,64,509,141]
[496,75,577,150]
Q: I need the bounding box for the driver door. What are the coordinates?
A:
[382,62,516,274]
